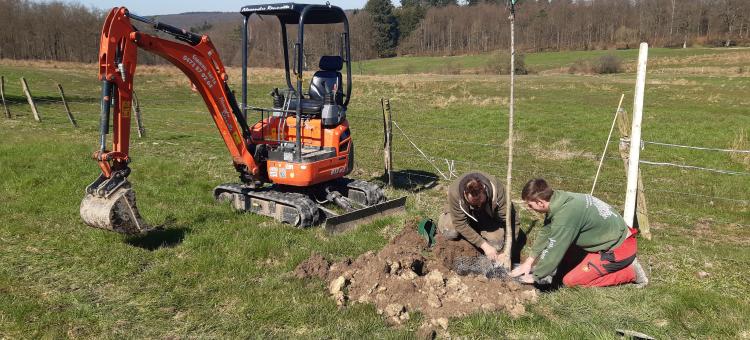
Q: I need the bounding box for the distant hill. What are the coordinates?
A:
[152,12,242,30]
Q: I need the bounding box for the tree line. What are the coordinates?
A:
[1,0,748,66]
[389,0,750,57]
[0,0,101,62]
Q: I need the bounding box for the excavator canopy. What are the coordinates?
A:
[240,3,347,24]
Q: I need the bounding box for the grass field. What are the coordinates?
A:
[1,47,749,338]
[354,47,750,75]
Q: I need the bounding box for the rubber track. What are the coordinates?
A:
[342,179,385,205]
[214,178,385,228]
[214,184,320,228]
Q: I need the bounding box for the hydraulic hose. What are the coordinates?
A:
[99,80,113,152]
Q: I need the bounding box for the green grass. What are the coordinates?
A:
[1,47,749,338]
[353,47,750,75]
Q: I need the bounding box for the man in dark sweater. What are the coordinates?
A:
[510,178,648,287]
[438,171,517,263]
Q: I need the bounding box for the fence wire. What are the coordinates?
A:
[3,81,747,229]
[641,140,750,154]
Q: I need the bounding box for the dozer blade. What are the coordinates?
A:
[325,196,407,235]
[80,184,150,234]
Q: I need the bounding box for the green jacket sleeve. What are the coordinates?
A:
[530,226,551,257]
[532,214,580,280]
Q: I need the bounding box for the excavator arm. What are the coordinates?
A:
[81,7,259,233]
[96,7,257,180]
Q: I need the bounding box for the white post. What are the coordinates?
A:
[623,43,648,226]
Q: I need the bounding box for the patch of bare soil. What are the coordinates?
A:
[293,252,329,279]
[432,233,482,271]
[294,223,538,333]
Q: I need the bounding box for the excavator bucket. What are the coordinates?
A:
[80,184,150,234]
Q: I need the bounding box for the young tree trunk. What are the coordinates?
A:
[670,0,676,38]
[501,2,516,270]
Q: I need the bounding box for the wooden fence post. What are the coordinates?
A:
[616,108,652,240]
[20,77,41,122]
[381,98,393,186]
[623,43,648,228]
[1,76,10,119]
[133,90,145,137]
[56,83,78,128]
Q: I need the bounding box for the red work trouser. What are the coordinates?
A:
[562,228,638,287]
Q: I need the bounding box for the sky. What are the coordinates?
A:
[45,0,374,15]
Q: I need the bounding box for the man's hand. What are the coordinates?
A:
[517,273,534,284]
[480,242,498,261]
[481,242,511,268]
[494,252,512,269]
[510,256,535,277]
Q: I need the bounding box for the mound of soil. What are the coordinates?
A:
[294,222,538,331]
[293,252,330,279]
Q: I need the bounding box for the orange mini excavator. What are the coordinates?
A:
[80,4,405,234]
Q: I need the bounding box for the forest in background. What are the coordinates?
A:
[0,0,748,67]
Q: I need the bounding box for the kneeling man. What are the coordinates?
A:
[510,178,648,287]
[438,171,516,263]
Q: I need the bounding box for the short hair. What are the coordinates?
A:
[464,176,485,197]
[521,178,553,201]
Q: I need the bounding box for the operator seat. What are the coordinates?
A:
[286,56,344,115]
[309,56,343,105]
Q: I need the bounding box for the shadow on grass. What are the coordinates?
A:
[3,93,99,104]
[125,226,190,251]
[375,169,439,193]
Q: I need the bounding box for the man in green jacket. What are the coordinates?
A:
[510,178,648,287]
[438,171,516,263]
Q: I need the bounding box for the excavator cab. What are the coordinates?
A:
[238,4,352,108]
[215,3,405,232]
[80,4,405,235]
[237,3,354,187]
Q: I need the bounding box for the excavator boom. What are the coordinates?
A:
[82,7,259,233]
[95,7,258,178]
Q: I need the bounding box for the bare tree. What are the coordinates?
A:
[0,0,748,64]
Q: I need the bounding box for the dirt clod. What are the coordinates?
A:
[329,276,347,294]
[293,252,329,279]
[295,223,537,329]
[434,317,449,330]
[385,303,405,317]
[417,325,437,340]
